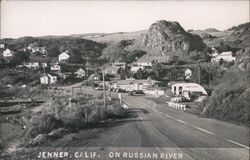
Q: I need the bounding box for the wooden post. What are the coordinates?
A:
[102,68,107,110]
[85,108,88,123]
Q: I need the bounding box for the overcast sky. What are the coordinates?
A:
[1,0,249,38]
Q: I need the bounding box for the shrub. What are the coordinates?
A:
[24,95,124,139]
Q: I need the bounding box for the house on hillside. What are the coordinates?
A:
[0,44,5,49]
[104,66,120,75]
[27,43,46,55]
[50,63,61,71]
[184,68,192,80]
[58,51,70,62]
[74,68,85,78]
[2,48,14,57]
[41,62,48,68]
[211,51,236,63]
[88,73,101,82]
[23,62,40,69]
[112,62,126,69]
[131,65,145,73]
[137,56,169,67]
[40,74,57,84]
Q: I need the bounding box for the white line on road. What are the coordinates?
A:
[176,119,188,124]
[159,111,165,115]
[164,114,173,119]
[226,139,250,149]
[195,126,216,136]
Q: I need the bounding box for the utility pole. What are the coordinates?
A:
[86,57,89,77]
[198,63,201,84]
[102,68,107,110]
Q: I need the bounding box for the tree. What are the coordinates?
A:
[47,46,60,57]
[134,68,143,79]
[12,51,29,64]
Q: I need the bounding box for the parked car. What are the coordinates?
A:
[95,85,108,90]
[116,88,127,93]
[128,90,145,96]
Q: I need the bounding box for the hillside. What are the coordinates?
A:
[0,37,107,62]
[93,20,207,62]
[200,48,250,124]
[191,22,250,49]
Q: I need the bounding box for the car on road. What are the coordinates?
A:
[116,88,127,93]
[95,86,108,90]
[128,90,145,96]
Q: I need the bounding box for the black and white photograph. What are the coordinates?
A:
[0,0,249,159]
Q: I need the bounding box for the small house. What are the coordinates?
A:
[104,66,120,75]
[137,56,169,67]
[211,51,236,63]
[41,62,48,68]
[112,62,126,69]
[23,62,40,69]
[131,65,144,73]
[40,74,57,84]
[184,68,192,80]
[112,79,161,92]
[2,48,14,57]
[74,68,85,78]
[171,83,207,100]
[50,63,61,71]
[88,73,101,81]
[27,43,46,55]
[0,44,5,48]
[58,51,70,62]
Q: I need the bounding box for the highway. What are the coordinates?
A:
[62,85,249,160]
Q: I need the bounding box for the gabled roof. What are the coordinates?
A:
[88,73,101,79]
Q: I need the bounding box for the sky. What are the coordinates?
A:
[0,0,249,38]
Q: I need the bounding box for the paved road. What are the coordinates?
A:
[61,85,249,159]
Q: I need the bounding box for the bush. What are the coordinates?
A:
[24,95,124,139]
[200,69,250,124]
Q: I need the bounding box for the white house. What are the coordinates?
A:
[74,68,85,78]
[2,48,14,57]
[131,66,145,73]
[27,43,46,55]
[0,44,5,48]
[58,51,70,62]
[137,56,169,67]
[184,68,192,80]
[50,63,61,71]
[40,74,57,84]
[104,66,120,75]
[88,73,101,81]
[211,51,236,63]
[112,62,126,69]
[41,62,48,68]
[112,79,161,92]
[171,83,207,100]
[23,62,39,69]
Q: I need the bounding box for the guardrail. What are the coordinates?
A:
[168,102,186,111]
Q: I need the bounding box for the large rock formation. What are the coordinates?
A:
[141,20,206,56]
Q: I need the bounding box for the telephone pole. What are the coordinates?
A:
[198,63,201,84]
[102,68,107,110]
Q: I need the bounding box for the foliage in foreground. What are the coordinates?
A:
[23,95,124,140]
[200,68,250,125]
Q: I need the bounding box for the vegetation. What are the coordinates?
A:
[23,94,124,139]
[200,69,249,124]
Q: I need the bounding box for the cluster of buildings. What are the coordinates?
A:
[210,48,236,63]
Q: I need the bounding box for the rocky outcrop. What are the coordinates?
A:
[141,20,206,56]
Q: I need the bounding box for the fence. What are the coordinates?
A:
[168,102,186,111]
